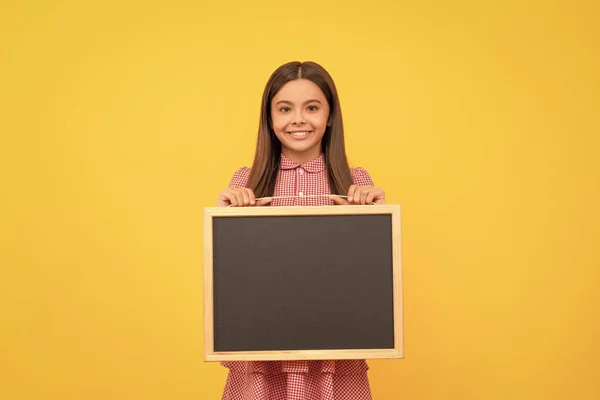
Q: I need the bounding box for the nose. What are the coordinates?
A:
[292,108,305,125]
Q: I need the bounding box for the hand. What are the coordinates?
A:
[330,185,386,205]
[217,187,272,207]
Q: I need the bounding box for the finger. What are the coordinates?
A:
[245,188,256,206]
[330,195,350,205]
[217,198,231,207]
[232,188,245,207]
[365,190,376,205]
[351,187,364,204]
[256,197,272,206]
[239,188,251,206]
[224,189,238,207]
[360,188,369,205]
[217,189,231,207]
[373,189,386,204]
[347,185,357,203]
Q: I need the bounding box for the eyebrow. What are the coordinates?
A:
[275,99,323,105]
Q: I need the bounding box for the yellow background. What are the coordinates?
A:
[1,0,598,399]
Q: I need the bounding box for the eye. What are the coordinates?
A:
[279,106,291,113]
[307,105,319,111]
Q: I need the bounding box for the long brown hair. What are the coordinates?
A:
[247,61,354,198]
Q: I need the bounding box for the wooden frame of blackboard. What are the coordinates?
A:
[203,205,403,361]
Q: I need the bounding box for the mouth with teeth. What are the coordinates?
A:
[287,131,312,138]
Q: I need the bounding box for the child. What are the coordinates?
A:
[217,61,386,400]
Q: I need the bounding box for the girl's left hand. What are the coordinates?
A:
[330,185,386,205]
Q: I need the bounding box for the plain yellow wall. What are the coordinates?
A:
[1,0,599,399]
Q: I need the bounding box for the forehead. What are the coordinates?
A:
[272,79,327,103]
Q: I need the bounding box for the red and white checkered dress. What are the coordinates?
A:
[221,153,375,400]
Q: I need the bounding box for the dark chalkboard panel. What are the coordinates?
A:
[204,205,402,361]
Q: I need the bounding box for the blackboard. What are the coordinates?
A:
[204,205,403,361]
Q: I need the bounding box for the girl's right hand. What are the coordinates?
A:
[217,187,273,207]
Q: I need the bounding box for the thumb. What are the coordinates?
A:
[256,197,272,206]
[329,195,350,205]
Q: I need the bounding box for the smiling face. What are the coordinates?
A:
[270,79,330,164]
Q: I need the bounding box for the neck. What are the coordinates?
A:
[281,149,323,164]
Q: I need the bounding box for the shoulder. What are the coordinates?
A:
[228,167,251,188]
[351,167,374,186]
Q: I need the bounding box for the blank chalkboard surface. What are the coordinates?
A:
[204,205,403,361]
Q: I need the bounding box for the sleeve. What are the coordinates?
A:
[228,167,251,188]
[351,167,375,186]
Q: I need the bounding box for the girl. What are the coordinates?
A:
[217,61,385,400]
